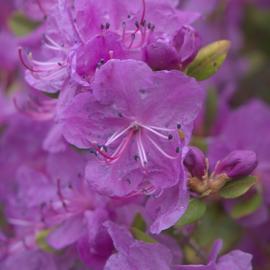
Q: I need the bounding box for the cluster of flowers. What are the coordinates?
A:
[0,0,269,269]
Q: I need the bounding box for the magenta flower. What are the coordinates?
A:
[61,59,203,195]
[60,59,203,233]
[21,0,200,94]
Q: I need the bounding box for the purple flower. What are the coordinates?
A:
[61,59,202,232]
[61,59,202,195]
[22,0,200,94]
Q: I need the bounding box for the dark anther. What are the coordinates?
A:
[177,123,182,129]
[168,134,173,140]
[135,21,140,28]
[102,145,108,152]
[134,155,139,161]
[89,148,97,156]
[127,14,131,19]
[100,24,105,30]
[141,19,146,26]
[105,22,110,29]
[118,112,123,117]
[96,58,105,69]
[176,147,180,153]
[139,89,146,94]
[147,22,152,29]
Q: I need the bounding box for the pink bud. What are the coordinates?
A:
[184,146,207,178]
[214,150,257,178]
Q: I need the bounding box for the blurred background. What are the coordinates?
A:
[0,0,270,269]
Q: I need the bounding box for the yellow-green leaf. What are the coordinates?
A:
[219,176,257,199]
[36,229,56,253]
[230,192,262,219]
[132,213,146,232]
[131,227,156,243]
[9,12,41,36]
[175,199,207,227]
[186,40,231,81]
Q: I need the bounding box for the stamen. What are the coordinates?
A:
[67,4,85,44]
[128,33,136,49]
[146,135,178,160]
[105,124,133,146]
[7,218,33,227]
[43,35,63,49]
[122,22,126,41]
[57,179,68,212]
[18,48,37,72]
[40,203,47,224]
[141,124,169,139]
[108,131,133,163]
[140,0,146,25]
[135,21,140,29]
[37,0,47,19]
[136,131,148,166]
[148,125,174,132]
[22,238,31,250]
[13,98,55,121]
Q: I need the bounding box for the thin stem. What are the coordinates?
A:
[179,231,208,264]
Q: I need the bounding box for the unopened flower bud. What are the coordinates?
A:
[184,146,207,179]
[173,25,201,68]
[214,150,257,179]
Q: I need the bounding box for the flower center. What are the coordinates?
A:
[95,121,180,167]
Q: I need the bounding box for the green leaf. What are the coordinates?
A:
[131,227,156,243]
[186,40,231,81]
[175,199,207,227]
[36,229,56,253]
[191,136,208,152]
[9,12,41,36]
[132,213,146,232]
[194,204,242,253]
[230,192,263,219]
[219,176,257,199]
